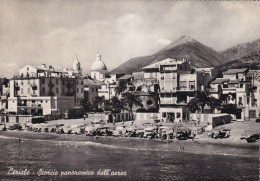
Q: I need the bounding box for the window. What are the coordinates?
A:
[81,81,83,85]
[62,80,65,85]
[247,97,250,104]
[56,79,58,85]
[147,100,153,105]
[32,100,35,103]
[180,81,187,89]
[42,79,45,84]
[27,67,29,71]
[96,88,98,92]
[77,81,79,85]
[177,113,181,118]
[46,100,48,103]
[77,88,79,93]
[161,76,164,80]
[41,100,43,103]
[81,88,83,93]
[42,88,45,94]
[162,112,166,118]
[92,88,94,92]
[56,88,59,93]
[189,81,195,90]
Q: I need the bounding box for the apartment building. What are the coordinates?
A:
[7,59,84,115]
[141,58,209,122]
[209,68,257,121]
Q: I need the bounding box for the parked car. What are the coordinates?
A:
[255,118,260,123]
[209,129,231,139]
[246,134,260,143]
[8,123,22,130]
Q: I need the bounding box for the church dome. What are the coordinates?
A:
[91,54,107,71]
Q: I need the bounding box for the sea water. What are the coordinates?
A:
[0,134,258,181]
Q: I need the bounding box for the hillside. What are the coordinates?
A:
[110,36,227,74]
[218,52,260,71]
[220,39,260,61]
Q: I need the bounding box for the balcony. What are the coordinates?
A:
[208,88,219,92]
[177,87,195,92]
[176,100,188,105]
[160,88,177,93]
[160,99,177,105]
[18,103,42,108]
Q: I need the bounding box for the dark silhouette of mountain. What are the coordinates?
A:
[220,39,260,61]
[110,36,227,74]
[218,52,260,71]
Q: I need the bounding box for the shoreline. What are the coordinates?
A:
[0,130,258,150]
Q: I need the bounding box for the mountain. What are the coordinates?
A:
[218,52,260,71]
[220,39,260,61]
[110,36,227,74]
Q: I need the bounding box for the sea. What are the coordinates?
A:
[0,133,259,181]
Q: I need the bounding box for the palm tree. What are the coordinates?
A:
[93,96,105,111]
[110,96,126,113]
[188,91,221,113]
[115,80,128,95]
[121,92,143,112]
[79,98,94,112]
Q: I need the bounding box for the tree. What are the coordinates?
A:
[110,96,127,113]
[93,96,105,111]
[121,92,143,112]
[79,98,94,112]
[115,80,128,95]
[188,91,221,113]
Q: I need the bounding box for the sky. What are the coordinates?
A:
[0,0,259,77]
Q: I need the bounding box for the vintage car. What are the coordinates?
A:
[176,128,191,140]
[8,123,22,130]
[246,134,260,143]
[209,129,231,139]
[143,127,157,139]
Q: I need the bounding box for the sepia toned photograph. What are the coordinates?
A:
[0,0,259,180]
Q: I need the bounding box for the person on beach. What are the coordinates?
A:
[197,118,200,125]
[83,114,86,120]
[167,134,170,143]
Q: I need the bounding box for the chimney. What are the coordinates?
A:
[42,64,46,68]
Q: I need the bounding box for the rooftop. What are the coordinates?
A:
[142,58,186,70]
[211,78,230,84]
[223,68,249,75]
[84,79,103,86]
[118,75,133,80]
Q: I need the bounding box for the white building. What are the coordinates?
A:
[8,58,84,115]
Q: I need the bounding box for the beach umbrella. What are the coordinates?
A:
[126,127,135,132]
[94,124,103,129]
[85,126,95,132]
[116,126,124,130]
[144,127,154,131]
[150,115,158,119]
[102,125,110,129]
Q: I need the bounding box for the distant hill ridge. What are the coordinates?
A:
[110,36,227,74]
[111,36,260,74]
